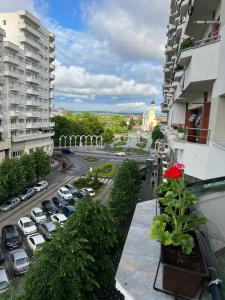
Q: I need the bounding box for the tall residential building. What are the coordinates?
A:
[161,0,225,180]
[0,10,54,159]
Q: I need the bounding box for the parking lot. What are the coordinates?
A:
[0,173,76,290]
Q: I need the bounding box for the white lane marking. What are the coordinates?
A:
[108,179,113,184]
[99,178,105,183]
[103,179,108,184]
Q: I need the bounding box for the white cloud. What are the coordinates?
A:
[55,62,160,99]
[86,0,170,61]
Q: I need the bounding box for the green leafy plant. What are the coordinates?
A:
[150,164,206,255]
[180,37,194,50]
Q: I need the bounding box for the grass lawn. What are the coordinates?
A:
[108,146,124,153]
[87,162,116,178]
[130,148,149,155]
[82,156,99,162]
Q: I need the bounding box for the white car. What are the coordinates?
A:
[30,207,47,224]
[82,188,96,197]
[57,187,73,200]
[51,213,67,226]
[0,267,9,294]
[115,152,126,156]
[27,233,46,251]
[17,217,37,235]
[33,181,48,192]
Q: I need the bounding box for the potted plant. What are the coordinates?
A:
[176,125,186,140]
[150,164,208,298]
[180,36,195,50]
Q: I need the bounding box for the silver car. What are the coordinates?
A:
[18,188,35,201]
[0,267,9,294]
[0,197,20,211]
[9,248,29,275]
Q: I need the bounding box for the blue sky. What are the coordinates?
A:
[0,0,170,113]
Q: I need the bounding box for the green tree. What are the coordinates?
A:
[20,154,36,185]
[32,148,51,182]
[19,199,119,300]
[52,115,74,146]
[0,158,25,202]
[110,161,142,220]
[151,124,165,147]
[102,128,114,144]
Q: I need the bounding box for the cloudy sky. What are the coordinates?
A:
[0,0,170,113]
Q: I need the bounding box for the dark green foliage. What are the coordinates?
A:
[102,128,114,143]
[20,154,36,184]
[151,124,165,147]
[0,158,26,202]
[32,148,51,182]
[110,161,142,220]
[19,199,119,300]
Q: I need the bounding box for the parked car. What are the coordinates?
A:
[115,152,126,156]
[33,181,48,192]
[39,222,56,240]
[0,249,4,264]
[27,233,46,251]
[74,191,84,199]
[0,267,9,294]
[51,213,67,226]
[1,225,21,249]
[58,187,73,200]
[82,188,96,197]
[18,188,35,201]
[61,205,75,217]
[52,196,67,208]
[30,207,47,224]
[17,217,37,235]
[64,184,78,195]
[9,248,29,275]
[42,200,58,215]
[61,148,74,155]
[0,197,20,211]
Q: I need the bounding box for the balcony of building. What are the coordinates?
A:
[19,35,40,51]
[4,69,20,79]
[161,103,169,113]
[49,53,55,62]
[184,0,220,40]
[49,73,55,81]
[25,51,40,62]
[18,21,41,39]
[19,10,41,27]
[26,99,40,106]
[26,88,39,96]
[49,63,55,71]
[49,42,55,50]
[49,32,55,41]
[50,92,54,99]
[11,131,54,142]
[10,110,24,117]
[25,63,40,74]
[25,76,40,85]
[11,123,25,130]
[26,122,53,129]
[4,41,20,52]
[178,35,220,93]
[3,55,20,66]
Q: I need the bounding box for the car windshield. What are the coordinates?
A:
[15,257,28,266]
[36,183,41,187]
[63,190,70,194]
[34,211,44,217]
[23,221,34,228]
[0,281,8,290]
[4,199,13,205]
[48,226,56,232]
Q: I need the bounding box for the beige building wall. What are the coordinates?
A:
[0,10,55,159]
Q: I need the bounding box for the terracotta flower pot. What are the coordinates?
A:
[161,233,208,298]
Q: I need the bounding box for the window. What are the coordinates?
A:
[2,20,6,25]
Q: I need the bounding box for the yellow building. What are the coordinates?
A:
[142,101,159,131]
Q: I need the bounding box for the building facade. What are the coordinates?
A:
[162,0,225,180]
[142,101,159,131]
[0,10,54,160]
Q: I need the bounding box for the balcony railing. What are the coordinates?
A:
[186,128,211,144]
[11,131,54,142]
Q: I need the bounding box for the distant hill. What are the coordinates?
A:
[68,110,165,117]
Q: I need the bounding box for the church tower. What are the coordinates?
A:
[142,100,159,131]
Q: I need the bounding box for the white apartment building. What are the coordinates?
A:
[162,0,225,180]
[0,10,55,160]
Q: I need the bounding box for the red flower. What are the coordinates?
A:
[163,166,182,179]
[173,163,185,170]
